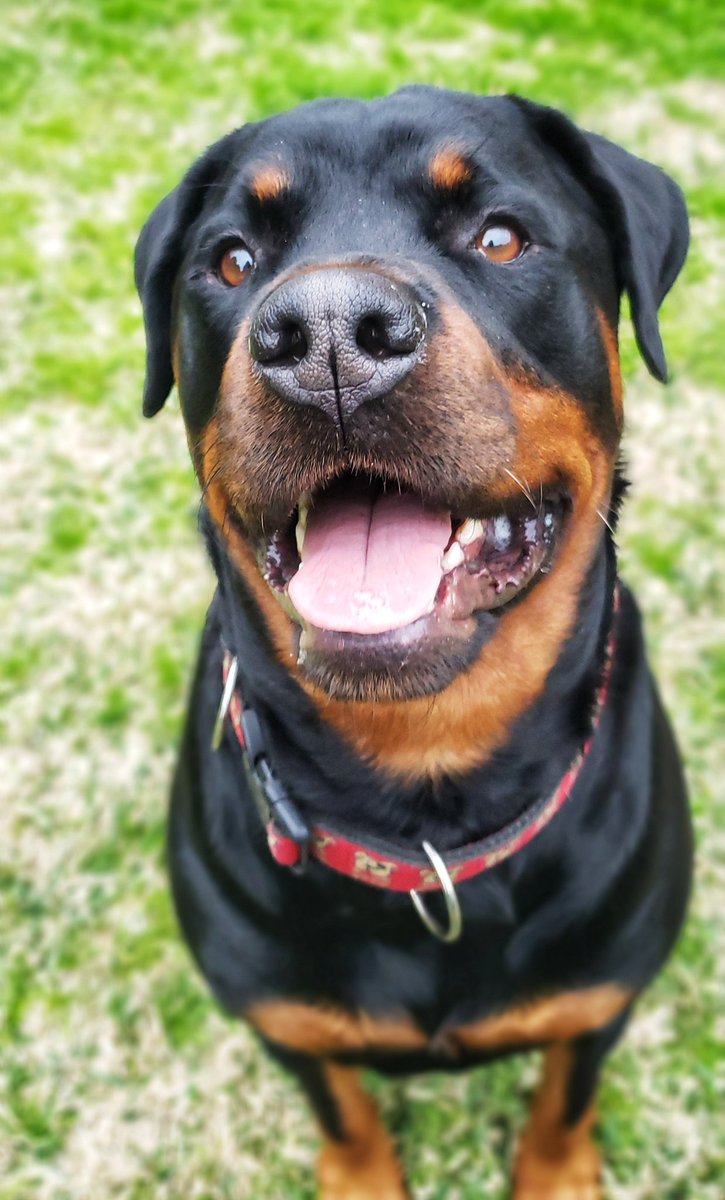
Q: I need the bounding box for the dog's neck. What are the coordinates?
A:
[211,529,617,853]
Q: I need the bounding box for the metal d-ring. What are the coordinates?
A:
[410,841,463,943]
[211,655,238,750]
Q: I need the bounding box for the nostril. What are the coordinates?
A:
[250,319,308,367]
[356,316,395,360]
[355,305,425,361]
[276,323,308,366]
[356,314,419,360]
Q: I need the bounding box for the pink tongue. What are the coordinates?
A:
[288,489,451,634]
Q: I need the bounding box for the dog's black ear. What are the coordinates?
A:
[134,133,240,417]
[511,97,689,382]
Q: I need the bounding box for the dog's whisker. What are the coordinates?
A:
[596,506,615,535]
[504,467,537,510]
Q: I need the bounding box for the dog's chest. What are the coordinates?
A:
[247,982,632,1063]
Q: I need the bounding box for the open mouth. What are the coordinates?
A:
[251,472,569,645]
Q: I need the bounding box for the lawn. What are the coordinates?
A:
[1,1,723,1197]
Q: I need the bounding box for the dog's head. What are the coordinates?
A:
[136,88,687,771]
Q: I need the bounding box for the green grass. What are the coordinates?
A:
[1,1,724,1196]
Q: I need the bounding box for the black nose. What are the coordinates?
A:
[248,269,426,420]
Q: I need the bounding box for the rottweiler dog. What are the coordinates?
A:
[135,87,693,1198]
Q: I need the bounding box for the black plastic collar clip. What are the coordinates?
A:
[240,708,311,867]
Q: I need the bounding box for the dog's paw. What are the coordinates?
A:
[512,1133,602,1200]
[514,1183,600,1200]
[317,1141,410,1200]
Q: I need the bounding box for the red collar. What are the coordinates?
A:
[217,587,619,899]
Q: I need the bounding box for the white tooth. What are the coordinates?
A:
[441,540,465,572]
[297,493,311,525]
[457,518,484,546]
[492,514,512,550]
[295,495,311,556]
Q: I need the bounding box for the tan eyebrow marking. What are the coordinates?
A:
[429,147,474,191]
[249,165,291,202]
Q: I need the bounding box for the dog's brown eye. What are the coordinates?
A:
[475,224,524,263]
[219,243,255,286]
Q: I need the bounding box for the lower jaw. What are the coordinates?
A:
[277,584,563,701]
[296,610,490,701]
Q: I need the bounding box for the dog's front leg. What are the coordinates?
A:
[266,1042,409,1200]
[513,1009,632,1200]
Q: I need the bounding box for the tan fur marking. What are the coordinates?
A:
[171,336,181,385]
[245,986,632,1059]
[198,421,300,663]
[596,308,624,428]
[429,147,473,190]
[249,164,291,202]
[246,1000,427,1056]
[451,984,632,1050]
[317,1064,409,1200]
[514,1044,601,1200]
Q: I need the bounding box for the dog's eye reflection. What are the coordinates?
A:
[475,224,525,263]
[218,243,255,286]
